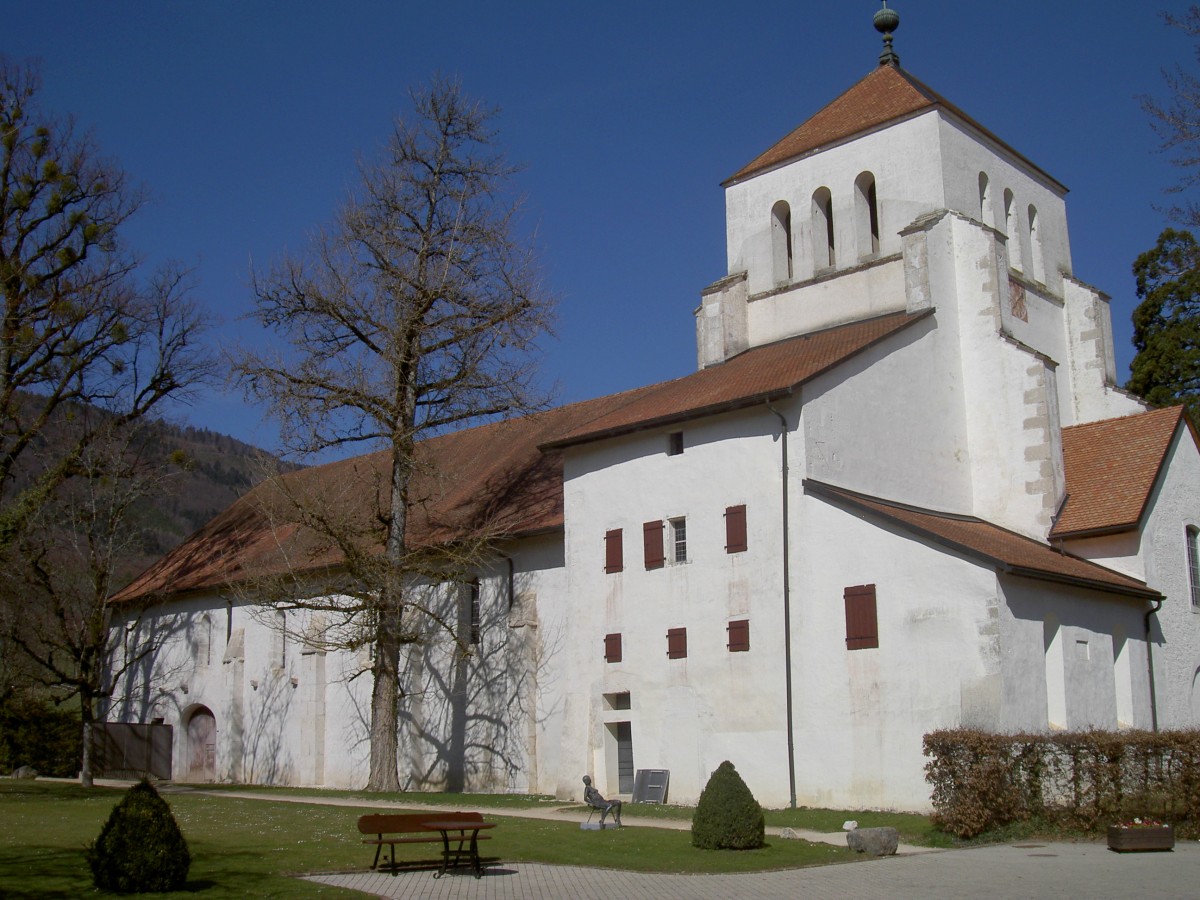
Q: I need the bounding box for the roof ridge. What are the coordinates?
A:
[724,64,1065,193]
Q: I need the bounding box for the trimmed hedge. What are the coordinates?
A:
[924,728,1200,838]
[691,760,765,850]
[87,779,191,892]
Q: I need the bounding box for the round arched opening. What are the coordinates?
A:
[185,705,217,782]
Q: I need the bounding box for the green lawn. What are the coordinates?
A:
[194,782,949,847]
[0,781,865,898]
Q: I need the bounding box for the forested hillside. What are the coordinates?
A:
[123,422,300,580]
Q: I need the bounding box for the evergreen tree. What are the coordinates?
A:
[87,779,190,892]
[691,760,765,850]
[1127,228,1200,420]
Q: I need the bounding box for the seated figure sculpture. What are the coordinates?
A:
[582,775,622,827]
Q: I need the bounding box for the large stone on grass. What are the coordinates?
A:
[846,826,899,856]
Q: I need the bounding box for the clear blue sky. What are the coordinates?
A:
[1,1,1193,455]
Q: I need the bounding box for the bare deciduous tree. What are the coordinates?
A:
[0,58,212,550]
[0,57,211,780]
[1143,6,1200,227]
[0,426,188,786]
[239,79,554,791]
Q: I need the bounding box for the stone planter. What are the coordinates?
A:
[1107,824,1174,852]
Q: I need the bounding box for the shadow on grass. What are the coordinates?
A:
[0,844,94,898]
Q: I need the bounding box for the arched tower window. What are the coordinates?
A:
[1004,189,1022,272]
[854,172,880,257]
[1028,204,1046,284]
[198,613,212,667]
[978,172,992,226]
[770,200,793,284]
[812,187,835,270]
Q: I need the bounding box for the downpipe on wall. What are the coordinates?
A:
[766,400,798,809]
[1144,597,1163,732]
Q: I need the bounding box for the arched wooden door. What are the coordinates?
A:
[186,707,216,782]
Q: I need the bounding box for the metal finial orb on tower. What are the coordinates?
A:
[874,1,900,67]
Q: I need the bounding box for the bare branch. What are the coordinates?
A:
[235,77,554,790]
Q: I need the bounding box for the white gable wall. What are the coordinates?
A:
[557,401,800,806]
[802,315,972,513]
[1138,426,1200,728]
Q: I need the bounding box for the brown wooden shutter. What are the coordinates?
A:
[666,627,687,659]
[725,504,747,553]
[604,633,622,663]
[844,584,878,650]
[727,619,750,652]
[644,520,665,569]
[604,529,624,573]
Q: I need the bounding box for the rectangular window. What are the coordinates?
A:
[604,528,624,574]
[276,610,287,667]
[643,520,665,569]
[667,431,684,456]
[725,504,747,553]
[604,690,631,710]
[666,627,687,659]
[469,581,481,645]
[1188,526,1200,608]
[844,584,878,650]
[669,517,687,563]
[727,619,750,652]
[604,632,622,663]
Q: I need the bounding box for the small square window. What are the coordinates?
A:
[667,431,684,456]
[604,691,631,710]
[666,627,687,659]
[669,517,687,563]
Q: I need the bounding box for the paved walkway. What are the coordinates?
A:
[306,841,1200,899]
[153,786,1200,899]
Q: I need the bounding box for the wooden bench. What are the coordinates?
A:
[357,812,492,876]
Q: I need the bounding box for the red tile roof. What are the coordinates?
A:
[1052,407,1194,539]
[724,65,1063,191]
[807,479,1159,600]
[118,311,929,603]
[114,392,636,603]
[542,309,931,449]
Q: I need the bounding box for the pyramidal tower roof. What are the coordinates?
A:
[723,8,1064,191]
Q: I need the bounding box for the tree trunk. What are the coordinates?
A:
[366,600,402,791]
[80,696,94,788]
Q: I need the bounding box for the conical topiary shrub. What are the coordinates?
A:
[691,760,765,849]
[87,778,191,892]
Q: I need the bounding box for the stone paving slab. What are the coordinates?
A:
[307,840,1200,899]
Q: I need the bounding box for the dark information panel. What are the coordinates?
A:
[632,768,669,803]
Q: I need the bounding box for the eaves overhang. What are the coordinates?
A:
[806,479,1161,602]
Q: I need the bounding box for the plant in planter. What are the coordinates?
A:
[1107,818,1175,853]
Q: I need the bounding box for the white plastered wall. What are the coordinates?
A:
[791,493,1001,811]
[556,401,799,806]
[107,536,566,792]
[1138,425,1200,728]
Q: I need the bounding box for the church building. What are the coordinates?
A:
[110,8,1200,811]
